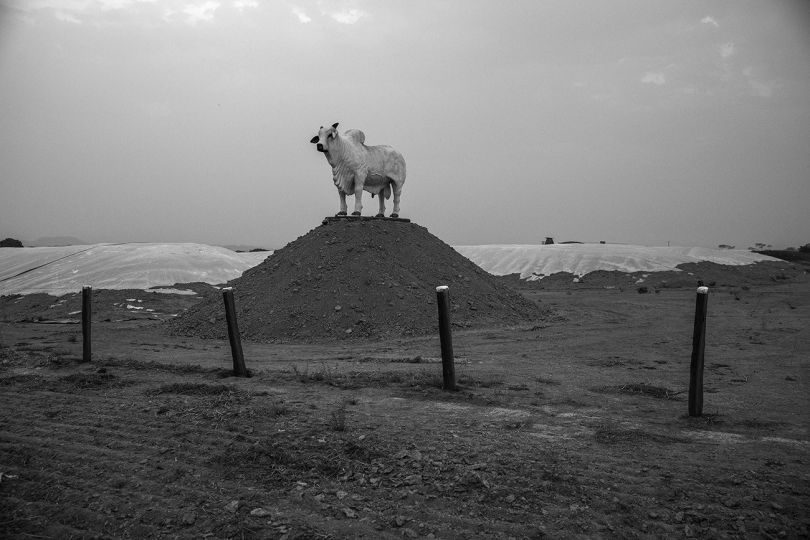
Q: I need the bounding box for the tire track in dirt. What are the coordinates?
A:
[0,387,284,461]
[0,462,163,537]
[1,384,303,538]
[0,431,218,509]
[2,410,267,459]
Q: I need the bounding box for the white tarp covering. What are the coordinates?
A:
[453,244,778,281]
[0,243,271,296]
[1,242,779,295]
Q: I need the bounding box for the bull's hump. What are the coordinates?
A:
[345,129,365,145]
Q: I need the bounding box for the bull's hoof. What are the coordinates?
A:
[375,213,384,218]
[390,213,399,218]
[336,211,347,216]
[351,211,361,216]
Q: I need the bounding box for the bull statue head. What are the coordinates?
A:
[309,122,339,153]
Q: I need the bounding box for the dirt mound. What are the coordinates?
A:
[170,219,544,342]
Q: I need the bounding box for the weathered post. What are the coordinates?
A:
[435,285,456,391]
[688,286,709,416]
[222,288,248,377]
[81,286,92,362]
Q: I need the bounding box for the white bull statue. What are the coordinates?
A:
[310,122,406,218]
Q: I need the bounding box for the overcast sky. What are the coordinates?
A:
[1,1,808,249]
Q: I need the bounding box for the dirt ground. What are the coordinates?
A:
[1,273,808,539]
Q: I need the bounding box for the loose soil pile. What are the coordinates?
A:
[170,219,544,342]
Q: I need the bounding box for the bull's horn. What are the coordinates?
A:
[332,122,339,129]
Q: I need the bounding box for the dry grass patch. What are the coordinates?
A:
[54,372,132,392]
[534,376,561,386]
[594,422,689,445]
[289,364,444,389]
[149,382,237,396]
[591,383,683,400]
[457,373,504,388]
[0,374,45,387]
[101,356,225,375]
[210,434,384,481]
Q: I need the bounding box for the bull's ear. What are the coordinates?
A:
[310,136,319,143]
[332,122,339,129]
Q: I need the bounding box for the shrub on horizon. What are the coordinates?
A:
[0,238,23,248]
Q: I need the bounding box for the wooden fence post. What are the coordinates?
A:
[82,286,92,362]
[222,288,248,377]
[688,286,709,416]
[435,285,456,391]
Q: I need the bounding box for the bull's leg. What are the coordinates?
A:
[390,182,402,218]
[375,191,385,218]
[352,175,364,216]
[337,190,348,216]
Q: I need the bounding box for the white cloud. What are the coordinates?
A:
[291,6,311,23]
[720,42,735,59]
[641,72,666,86]
[98,0,158,10]
[701,16,719,28]
[180,1,220,25]
[22,0,157,15]
[329,8,366,24]
[13,0,182,26]
[17,0,92,10]
[334,9,362,23]
[163,2,219,25]
[53,10,83,23]
[233,0,258,11]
